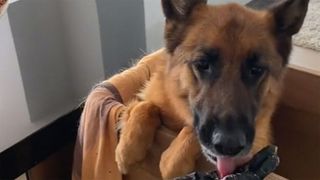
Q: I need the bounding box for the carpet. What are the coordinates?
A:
[293,0,320,52]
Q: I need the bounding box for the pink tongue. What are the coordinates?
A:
[216,157,237,178]
[216,154,253,178]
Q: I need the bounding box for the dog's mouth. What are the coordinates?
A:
[202,146,252,178]
[215,155,252,178]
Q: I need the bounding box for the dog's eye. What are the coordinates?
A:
[243,53,268,85]
[194,60,210,72]
[249,65,265,78]
[246,53,266,79]
[192,49,219,75]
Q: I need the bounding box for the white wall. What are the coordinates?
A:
[0,0,105,152]
[0,0,146,152]
[143,0,164,52]
[0,13,70,152]
[144,0,251,52]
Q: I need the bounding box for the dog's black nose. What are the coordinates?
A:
[213,132,245,156]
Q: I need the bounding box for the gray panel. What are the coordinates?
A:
[58,0,105,99]
[96,0,146,77]
[8,0,75,122]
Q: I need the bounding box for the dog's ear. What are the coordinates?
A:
[267,0,309,63]
[270,0,309,35]
[162,0,207,20]
[162,0,207,53]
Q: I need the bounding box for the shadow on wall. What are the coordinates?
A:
[96,0,147,77]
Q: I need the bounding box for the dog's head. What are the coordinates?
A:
[161,0,308,165]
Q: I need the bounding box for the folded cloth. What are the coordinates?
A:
[72,49,167,180]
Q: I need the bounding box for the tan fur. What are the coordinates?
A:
[115,0,308,179]
[116,101,161,174]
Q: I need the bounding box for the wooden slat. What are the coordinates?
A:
[266,173,288,180]
[273,105,320,179]
[281,68,320,115]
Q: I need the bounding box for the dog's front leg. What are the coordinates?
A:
[115,101,161,174]
[160,126,201,179]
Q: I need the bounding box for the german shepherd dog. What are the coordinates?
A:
[115,0,309,179]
